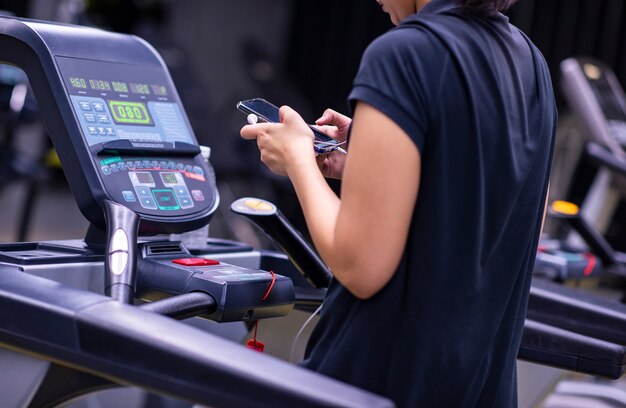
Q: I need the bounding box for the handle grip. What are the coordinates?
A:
[230,197,332,288]
[550,200,616,266]
[103,200,140,303]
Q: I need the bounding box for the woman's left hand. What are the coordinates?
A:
[240,105,317,177]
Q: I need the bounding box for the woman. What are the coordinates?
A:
[241,0,556,406]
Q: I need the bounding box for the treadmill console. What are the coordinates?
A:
[0,18,218,233]
[561,57,626,155]
[57,57,215,226]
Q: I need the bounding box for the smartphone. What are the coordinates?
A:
[237,98,345,154]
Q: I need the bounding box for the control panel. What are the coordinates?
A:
[561,57,626,155]
[55,54,217,231]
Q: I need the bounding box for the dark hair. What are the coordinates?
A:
[458,0,518,13]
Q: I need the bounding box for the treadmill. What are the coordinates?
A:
[0,15,623,408]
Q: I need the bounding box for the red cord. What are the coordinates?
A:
[583,253,597,277]
[246,270,276,352]
[262,270,276,301]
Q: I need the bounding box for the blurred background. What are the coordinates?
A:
[0,0,623,251]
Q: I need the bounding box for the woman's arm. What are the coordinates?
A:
[289,102,420,299]
[241,102,420,299]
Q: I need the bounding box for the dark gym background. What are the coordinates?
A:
[0,0,624,249]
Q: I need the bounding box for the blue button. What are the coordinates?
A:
[101,166,111,175]
[106,127,116,135]
[134,186,151,196]
[184,165,193,173]
[87,126,98,135]
[79,101,92,111]
[177,163,185,171]
[92,102,105,112]
[193,166,204,175]
[138,196,157,210]
[84,113,96,123]
[143,160,152,169]
[122,191,136,202]
[135,161,143,169]
[118,162,127,171]
[97,114,110,124]
[174,186,189,196]
[97,127,107,135]
[110,164,119,172]
[178,195,194,209]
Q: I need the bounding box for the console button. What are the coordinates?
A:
[153,190,180,210]
[134,186,151,196]
[178,195,194,209]
[79,101,92,111]
[138,195,157,210]
[174,186,190,196]
[172,258,220,266]
[122,191,136,202]
[191,190,205,201]
[101,166,111,175]
[97,114,110,124]
[84,113,96,123]
[93,102,106,112]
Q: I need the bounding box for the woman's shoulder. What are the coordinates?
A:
[363,24,445,64]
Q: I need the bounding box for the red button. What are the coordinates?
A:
[172,258,220,266]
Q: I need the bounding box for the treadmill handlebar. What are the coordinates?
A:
[230,197,332,288]
[585,141,626,178]
[0,269,395,408]
[103,200,140,303]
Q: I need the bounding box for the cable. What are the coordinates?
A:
[290,302,324,363]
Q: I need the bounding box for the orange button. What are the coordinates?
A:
[172,258,220,266]
[244,199,274,211]
[551,200,579,216]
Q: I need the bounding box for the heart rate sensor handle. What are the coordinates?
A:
[103,200,140,303]
[230,197,332,288]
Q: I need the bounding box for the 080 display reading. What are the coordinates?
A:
[109,101,152,125]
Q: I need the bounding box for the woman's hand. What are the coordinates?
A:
[240,105,317,177]
[314,109,352,180]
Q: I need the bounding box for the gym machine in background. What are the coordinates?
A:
[0,15,624,408]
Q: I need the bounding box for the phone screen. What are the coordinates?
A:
[237,98,344,153]
[237,98,280,123]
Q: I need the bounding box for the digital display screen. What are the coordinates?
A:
[58,56,194,147]
[109,101,152,125]
[112,81,128,92]
[70,77,87,89]
[67,76,168,97]
[130,83,150,95]
[89,79,111,91]
[161,172,179,184]
[135,172,154,184]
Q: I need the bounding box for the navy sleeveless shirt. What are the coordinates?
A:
[302,0,556,406]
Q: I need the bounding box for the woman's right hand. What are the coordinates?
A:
[314,109,351,179]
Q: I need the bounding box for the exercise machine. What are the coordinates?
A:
[0,15,624,408]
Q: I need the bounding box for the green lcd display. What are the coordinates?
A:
[109,101,152,125]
